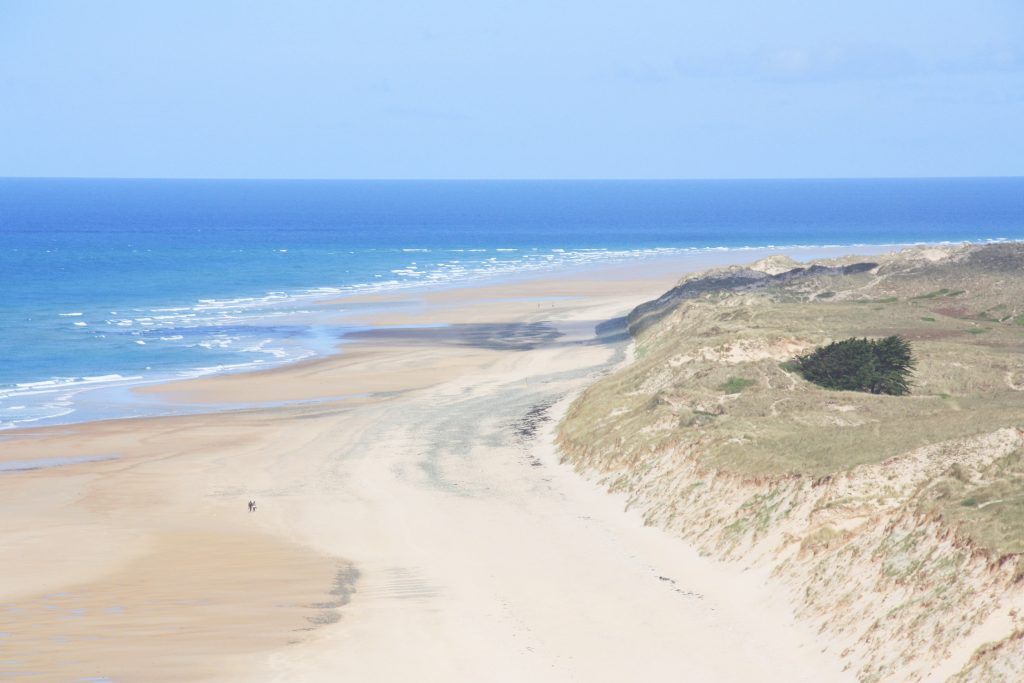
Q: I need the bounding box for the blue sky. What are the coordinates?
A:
[1,1,1021,179]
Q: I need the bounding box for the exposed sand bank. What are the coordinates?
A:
[0,248,866,681]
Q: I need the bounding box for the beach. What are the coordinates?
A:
[0,249,885,681]
[3,0,1020,677]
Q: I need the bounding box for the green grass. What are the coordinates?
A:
[719,377,755,394]
[920,316,936,322]
[855,297,899,304]
[559,244,1024,479]
[966,327,990,334]
[913,289,951,300]
[922,450,1024,556]
[912,288,965,300]
[564,300,1024,477]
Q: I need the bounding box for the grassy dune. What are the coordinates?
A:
[563,244,1024,480]
[558,243,1024,681]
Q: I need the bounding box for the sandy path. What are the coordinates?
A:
[0,251,862,681]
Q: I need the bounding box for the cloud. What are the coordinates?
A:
[759,43,920,81]
[663,40,1024,85]
[938,46,1024,74]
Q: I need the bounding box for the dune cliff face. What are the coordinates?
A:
[558,243,1024,682]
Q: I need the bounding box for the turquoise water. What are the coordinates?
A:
[2,177,1022,429]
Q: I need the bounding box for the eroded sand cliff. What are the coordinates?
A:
[559,243,1024,682]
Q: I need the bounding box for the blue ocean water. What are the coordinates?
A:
[2,177,1023,430]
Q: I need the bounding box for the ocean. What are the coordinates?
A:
[2,177,1023,430]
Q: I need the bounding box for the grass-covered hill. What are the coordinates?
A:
[558,243,1024,682]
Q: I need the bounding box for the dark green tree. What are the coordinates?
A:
[794,335,915,395]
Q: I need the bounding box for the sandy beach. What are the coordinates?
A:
[0,250,864,682]
[3,0,1019,677]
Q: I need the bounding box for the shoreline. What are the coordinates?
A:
[0,240,934,433]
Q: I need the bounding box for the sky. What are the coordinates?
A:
[0,0,1022,179]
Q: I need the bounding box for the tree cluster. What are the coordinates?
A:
[794,335,915,395]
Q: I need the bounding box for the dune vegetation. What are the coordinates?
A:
[558,243,1024,682]
[794,335,915,395]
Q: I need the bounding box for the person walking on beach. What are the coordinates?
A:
[248,500,254,512]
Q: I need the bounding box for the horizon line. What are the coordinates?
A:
[1,174,1023,182]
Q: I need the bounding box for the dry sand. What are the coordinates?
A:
[0,249,861,681]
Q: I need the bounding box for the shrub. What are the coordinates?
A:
[794,336,915,395]
[719,377,755,394]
